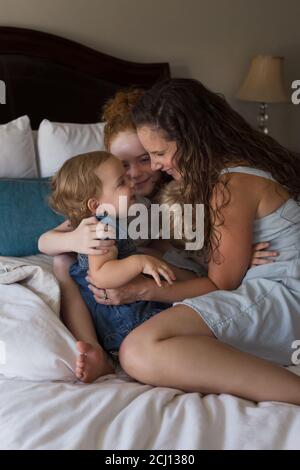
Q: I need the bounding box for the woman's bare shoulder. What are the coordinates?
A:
[217,170,290,219]
[213,171,259,207]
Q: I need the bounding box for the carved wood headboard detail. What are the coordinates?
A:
[0,27,170,128]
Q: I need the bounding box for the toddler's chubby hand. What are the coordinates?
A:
[72,216,116,255]
[139,255,176,287]
[250,241,279,267]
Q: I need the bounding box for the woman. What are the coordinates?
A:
[39,88,277,382]
[87,90,277,306]
[104,78,300,405]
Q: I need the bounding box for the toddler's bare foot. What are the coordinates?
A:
[75,341,114,383]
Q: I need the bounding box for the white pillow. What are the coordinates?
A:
[0,256,77,382]
[37,119,106,177]
[0,115,38,178]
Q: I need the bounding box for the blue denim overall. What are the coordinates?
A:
[70,214,171,356]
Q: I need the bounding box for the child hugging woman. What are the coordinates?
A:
[39,87,278,389]
[49,150,175,381]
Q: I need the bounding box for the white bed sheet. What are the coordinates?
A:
[1,372,300,450]
[0,254,300,450]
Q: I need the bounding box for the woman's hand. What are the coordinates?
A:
[250,241,279,267]
[86,274,150,305]
[139,255,176,287]
[70,216,116,255]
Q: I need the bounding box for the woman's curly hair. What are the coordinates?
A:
[131,78,300,261]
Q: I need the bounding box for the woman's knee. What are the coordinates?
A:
[119,328,154,382]
[53,254,76,280]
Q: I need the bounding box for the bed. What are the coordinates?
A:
[1,27,300,450]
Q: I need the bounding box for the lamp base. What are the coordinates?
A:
[257,103,269,134]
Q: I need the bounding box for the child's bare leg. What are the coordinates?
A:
[53,254,114,382]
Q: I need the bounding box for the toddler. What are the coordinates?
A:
[50,151,175,381]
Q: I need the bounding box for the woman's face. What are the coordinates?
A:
[109,130,161,197]
[137,126,181,181]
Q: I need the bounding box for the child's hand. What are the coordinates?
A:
[71,217,116,255]
[250,241,279,267]
[139,255,176,287]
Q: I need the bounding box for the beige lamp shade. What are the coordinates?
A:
[236,55,288,103]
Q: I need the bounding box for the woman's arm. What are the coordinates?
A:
[88,174,257,304]
[138,276,218,302]
[140,176,256,301]
[206,174,256,290]
[86,273,213,305]
[38,217,115,256]
[147,175,256,296]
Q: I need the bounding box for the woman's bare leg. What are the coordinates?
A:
[119,305,300,404]
[53,254,114,382]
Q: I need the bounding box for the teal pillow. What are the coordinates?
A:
[0,178,65,257]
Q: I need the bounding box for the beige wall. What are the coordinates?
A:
[1,0,300,150]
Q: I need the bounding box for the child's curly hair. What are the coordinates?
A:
[49,151,111,228]
[102,88,145,150]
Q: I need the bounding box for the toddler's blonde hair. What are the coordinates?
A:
[49,151,112,228]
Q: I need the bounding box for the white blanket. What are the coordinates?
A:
[0,255,77,381]
[0,255,300,450]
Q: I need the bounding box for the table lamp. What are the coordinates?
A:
[236,55,288,134]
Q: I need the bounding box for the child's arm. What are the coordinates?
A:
[88,251,176,290]
[38,220,76,255]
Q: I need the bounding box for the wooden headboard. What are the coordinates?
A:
[0,27,170,129]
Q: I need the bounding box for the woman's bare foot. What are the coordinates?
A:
[75,341,114,383]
